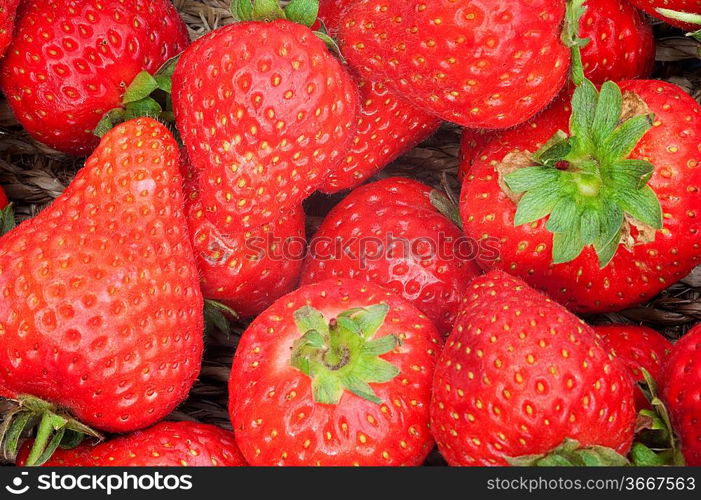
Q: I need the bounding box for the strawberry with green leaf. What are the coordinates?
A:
[0,0,190,156]
[172,0,358,233]
[0,118,204,466]
[460,77,701,313]
[229,279,441,465]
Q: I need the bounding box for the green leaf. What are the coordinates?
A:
[294,306,329,336]
[630,443,665,466]
[124,97,162,119]
[608,159,655,190]
[580,209,600,246]
[591,81,623,148]
[569,80,599,149]
[122,71,159,104]
[617,186,663,230]
[552,230,585,264]
[430,190,463,230]
[232,0,253,21]
[505,166,562,193]
[603,114,653,161]
[349,304,389,340]
[311,372,345,405]
[513,185,564,226]
[341,373,381,404]
[593,199,624,267]
[284,0,319,27]
[153,54,181,93]
[314,31,344,59]
[94,108,126,137]
[203,299,237,337]
[0,204,16,236]
[546,196,580,234]
[655,8,701,26]
[251,0,286,22]
[356,357,401,384]
[363,335,400,357]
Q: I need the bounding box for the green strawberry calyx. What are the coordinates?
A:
[0,203,16,237]
[655,8,701,42]
[290,304,401,405]
[502,80,661,268]
[0,395,102,466]
[94,55,180,138]
[629,368,686,466]
[231,0,343,56]
[507,438,630,466]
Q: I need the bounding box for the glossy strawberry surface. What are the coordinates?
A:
[0,0,189,155]
[431,271,636,466]
[337,0,570,129]
[302,177,481,334]
[0,118,203,433]
[18,421,246,466]
[172,20,358,233]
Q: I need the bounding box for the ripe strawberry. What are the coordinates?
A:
[301,177,481,334]
[0,118,203,462]
[17,421,246,466]
[184,168,306,318]
[458,129,498,182]
[316,0,441,193]
[431,271,636,466]
[337,0,570,129]
[580,0,655,84]
[0,0,189,156]
[460,80,701,313]
[0,0,19,58]
[661,324,701,466]
[594,325,671,409]
[628,0,701,32]
[172,14,358,233]
[229,279,441,465]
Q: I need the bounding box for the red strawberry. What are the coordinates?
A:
[431,271,636,466]
[17,421,246,466]
[628,0,701,32]
[316,0,442,193]
[337,0,570,129]
[229,279,441,465]
[172,16,358,233]
[0,118,203,461]
[302,177,481,334]
[580,0,655,85]
[662,324,701,466]
[0,0,19,58]
[458,129,499,182]
[460,80,701,313]
[594,325,672,409]
[184,169,306,318]
[0,0,189,156]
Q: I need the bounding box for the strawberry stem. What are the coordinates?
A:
[290,304,401,405]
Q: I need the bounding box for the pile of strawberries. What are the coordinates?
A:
[0,0,699,467]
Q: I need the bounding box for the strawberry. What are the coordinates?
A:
[594,325,671,410]
[316,0,442,193]
[460,80,701,313]
[628,0,701,32]
[336,0,571,129]
[184,168,306,318]
[0,0,19,58]
[301,177,481,334]
[0,0,189,156]
[579,0,655,84]
[172,6,358,234]
[431,271,636,466]
[458,129,498,182]
[229,279,441,465]
[0,118,203,464]
[17,421,246,466]
[662,324,701,466]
